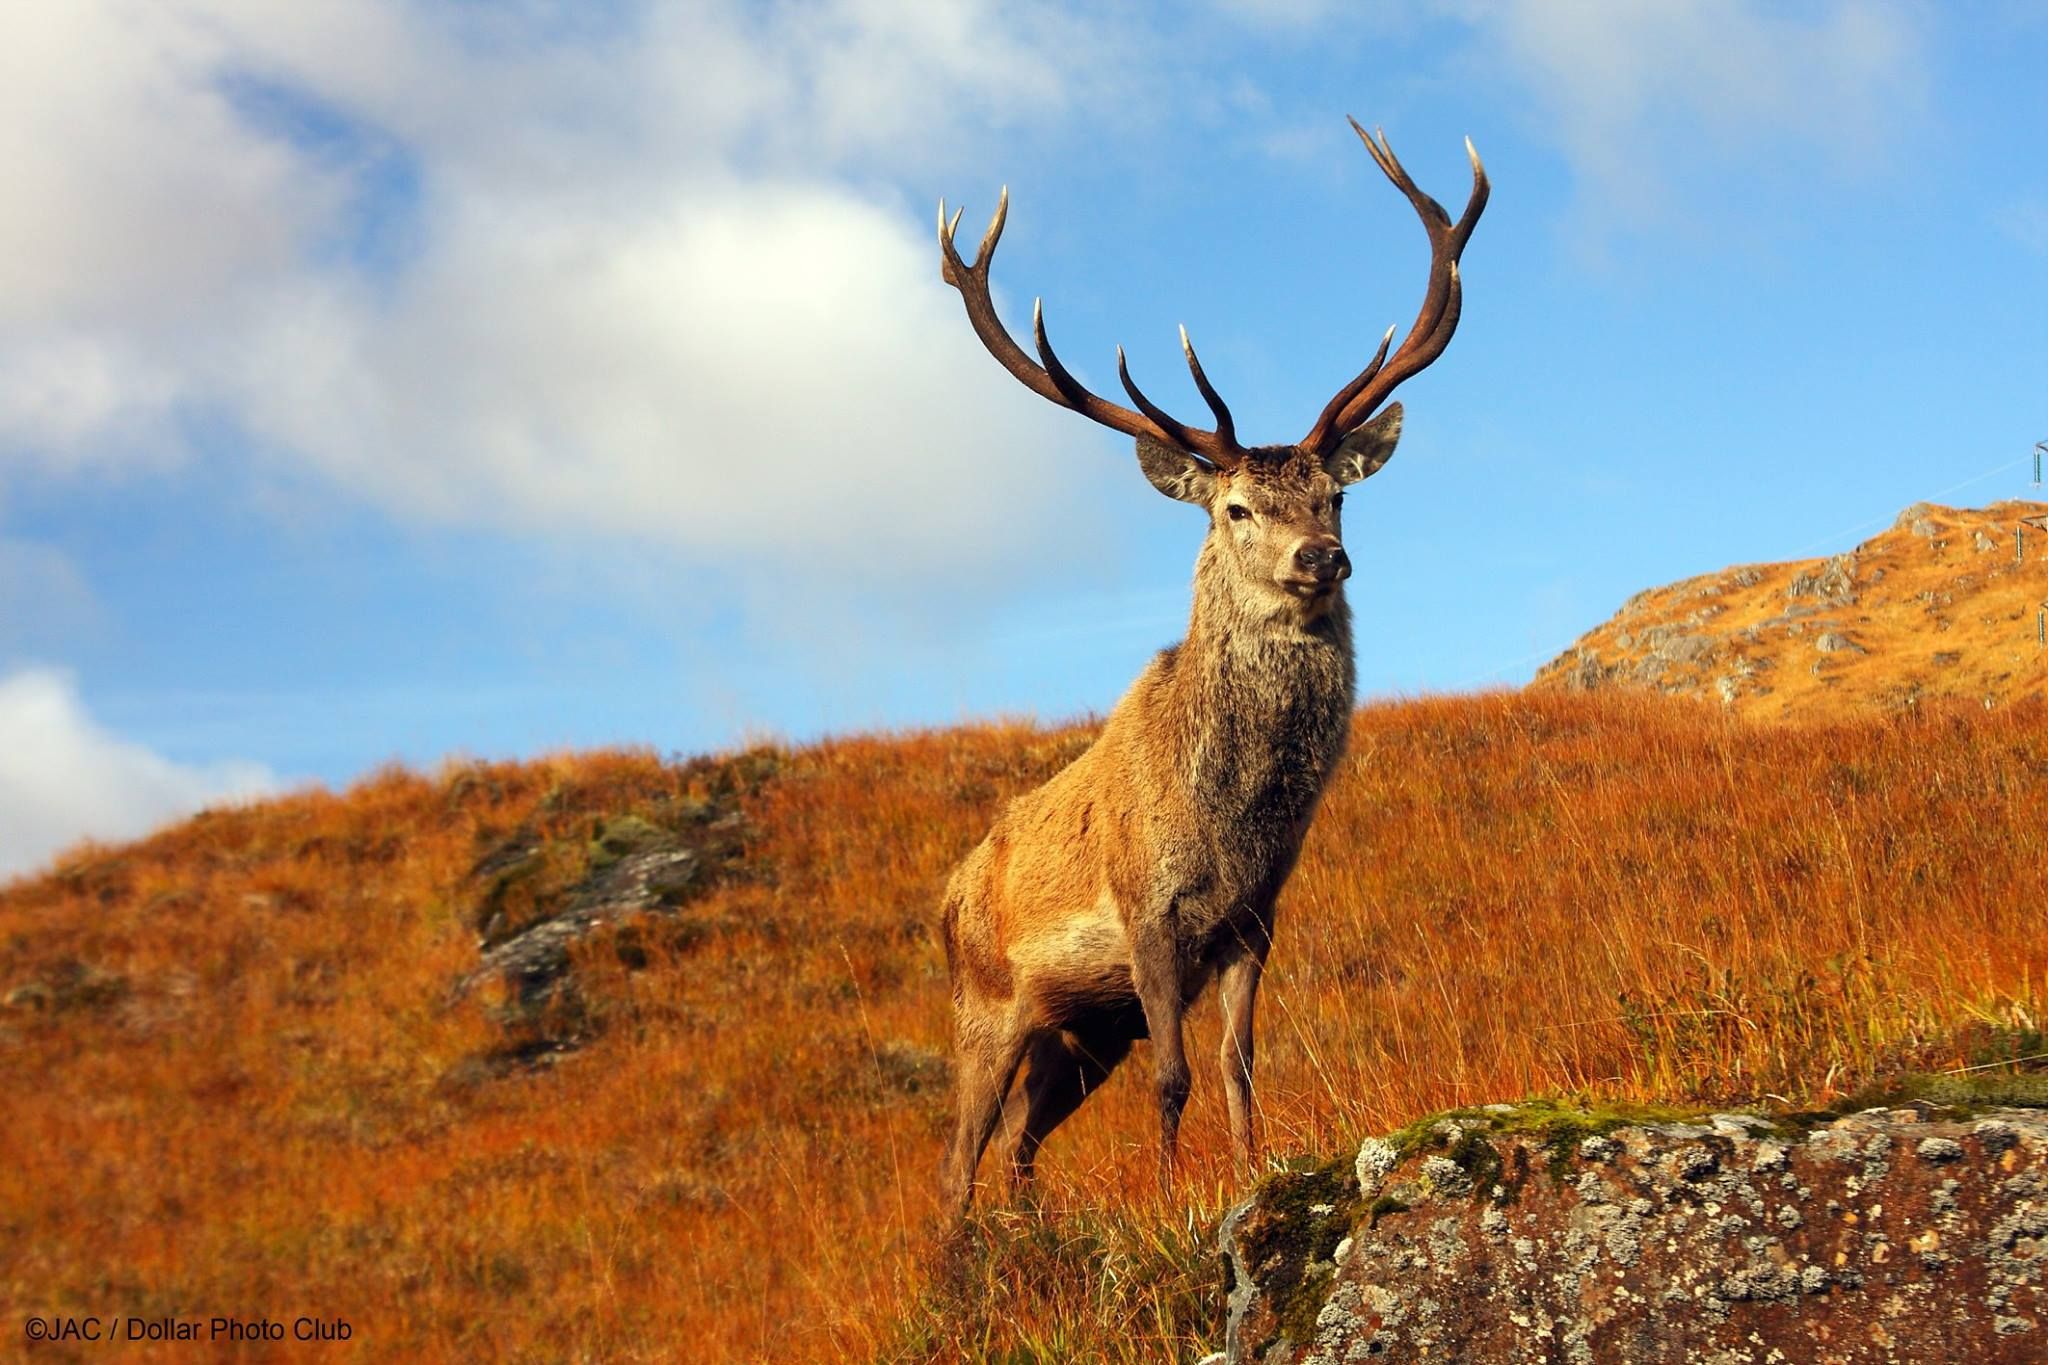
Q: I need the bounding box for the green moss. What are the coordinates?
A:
[1373,1097,1703,1191]
[1441,1126,1507,1198]
[470,838,556,946]
[1366,1195,1409,1226]
[587,814,668,869]
[1236,1159,1362,1358]
[1834,1068,2048,1118]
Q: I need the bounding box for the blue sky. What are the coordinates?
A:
[2,0,2045,875]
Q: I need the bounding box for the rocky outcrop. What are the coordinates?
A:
[447,755,773,1068]
[1531,500,2048,720]
[454,818,720,1011]
[1220,1098,2047,1364]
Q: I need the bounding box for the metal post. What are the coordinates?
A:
[2036,439,2046,485]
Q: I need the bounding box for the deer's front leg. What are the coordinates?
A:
[1129,918,1191,1189]
[1215,932,1270,1174]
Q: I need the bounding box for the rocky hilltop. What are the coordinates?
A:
[1220,1093,2048,1364]
[1533,501,2048,720]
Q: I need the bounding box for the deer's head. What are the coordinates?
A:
[939,119,1485,619]
[1130,413,1397,618]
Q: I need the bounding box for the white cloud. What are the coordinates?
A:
[1444,0,1927,231]
[0,0,1139,589]
[0,668,277,880]
[0,4,333,332]
[0,4,344,470]
[226,177,1105,584]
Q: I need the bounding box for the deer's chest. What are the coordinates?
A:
[1183,648,1352,892]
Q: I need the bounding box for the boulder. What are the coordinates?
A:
[449,805,751,1068]
[1786,553,1858,602]
[1221,1098,2047,1364]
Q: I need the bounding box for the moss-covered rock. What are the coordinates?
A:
[449,750,773,1071]
[1222,1090,2048,1363]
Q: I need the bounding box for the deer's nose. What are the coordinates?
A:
[1295,540,1350,582]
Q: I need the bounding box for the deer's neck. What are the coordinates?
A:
[1168,565,1357,838]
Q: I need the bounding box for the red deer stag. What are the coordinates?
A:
[935,119,1487,1218]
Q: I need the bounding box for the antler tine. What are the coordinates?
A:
[1353,121,1452,234]
[1300,324,1396,455]
[1031,299,1203,462]
[974,187,1007,265]
[937,189,1246,467]
[1030,298,1095,410]
[1452,136,1489,253]
[1178,326,1237,450]
[1116,346,1203,452]
[1299,122,1489,455]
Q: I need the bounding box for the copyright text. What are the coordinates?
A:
[24,1315,352,1345]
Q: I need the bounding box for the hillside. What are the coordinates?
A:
[3,690,2045,1361]
[1533,500,2048,719]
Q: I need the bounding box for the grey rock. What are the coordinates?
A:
[1222,1103,2048,1365]
[1975,1119,2019,1153]
[1917,1136,1966,1164]
[1786,553,1857,601]
[1354,1137,1400,1194]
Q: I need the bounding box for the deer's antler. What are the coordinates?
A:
[1299,121,1488,456]
[938,121,1486,467]
[938,189,1248,469]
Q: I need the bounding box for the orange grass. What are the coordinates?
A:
[2,690,2044,1361]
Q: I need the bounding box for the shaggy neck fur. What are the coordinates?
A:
[1167,539,1357,880]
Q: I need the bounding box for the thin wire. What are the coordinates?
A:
[1784,456,2031,558]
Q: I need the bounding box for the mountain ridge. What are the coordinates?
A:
[1533,499,2048,720]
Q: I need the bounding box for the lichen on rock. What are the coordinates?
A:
[1221,1094,2048,1363]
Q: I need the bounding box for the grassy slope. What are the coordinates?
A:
[3,691,2046,1361]
[1532,500,2048,718]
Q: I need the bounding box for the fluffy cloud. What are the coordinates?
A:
[0,668,276,880]
[0,0,1135,588]
[224,178,1110,584]
[0,4,340,468]
[1446,0,1927,229]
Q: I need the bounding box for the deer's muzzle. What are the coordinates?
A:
[1294,541,1350,585]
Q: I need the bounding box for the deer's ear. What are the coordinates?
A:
[1136,436,1216,505]
[1324,403,1403,486]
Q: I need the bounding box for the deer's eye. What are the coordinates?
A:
[1227,505,1252,521]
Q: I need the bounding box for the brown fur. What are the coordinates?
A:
[938,436,1398,1218]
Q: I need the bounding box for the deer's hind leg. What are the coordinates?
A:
[1006,1022,1136,1192]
